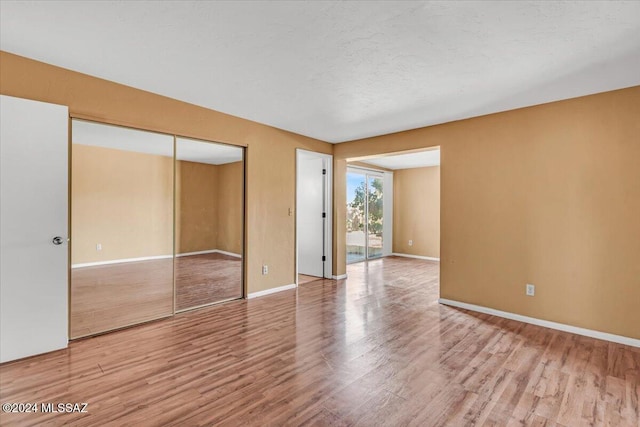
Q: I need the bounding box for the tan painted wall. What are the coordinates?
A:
[176,160,218,254]
[72,146,242,262]
[335,86,640,340]
[217,161,244,255]
[71,145,174,264]
[1,51,331,294]
[393,166,440,258]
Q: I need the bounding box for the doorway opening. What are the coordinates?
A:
[296,149,333,284]
[346,148,440,266]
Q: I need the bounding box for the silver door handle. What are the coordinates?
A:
[52,236,64,245]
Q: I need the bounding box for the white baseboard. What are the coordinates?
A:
[176,249,241,258]
[72,255,173,269]
[213,249,242,259]
[247,283,297,299]
[73,249,242,268]
[438,298,640,348]
[392,253,440,262]
[332,274,348,280]
[175,249,218,257]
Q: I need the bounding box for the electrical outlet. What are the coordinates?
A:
[96,243,102,251]
[526,283,535,296]
[262,265,268,275]
[408,240,413,246]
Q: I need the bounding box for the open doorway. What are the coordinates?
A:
[346,147,440,264]
[296,149,333,285]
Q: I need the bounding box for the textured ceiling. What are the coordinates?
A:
[359,150,440,170]
[2,1,639,143]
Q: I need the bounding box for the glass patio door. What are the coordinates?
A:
[346,168,384,263]
[367,175,384,258]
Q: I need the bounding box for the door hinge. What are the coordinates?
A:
[322,212,326,218]
[322,256,326,262]
[322,169,326,175]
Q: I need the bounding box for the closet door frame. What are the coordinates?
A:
[69,116,246,338]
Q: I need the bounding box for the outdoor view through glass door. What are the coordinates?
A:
[346,168,384,263]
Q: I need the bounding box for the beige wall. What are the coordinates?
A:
[176,160,219,254]
[176,160,244,255]
[336,86,640,340]
[217,161,244,255]
[71,145,174,264]
[393,166,440,258]
[72,145,243,263]
[1,51,331,294]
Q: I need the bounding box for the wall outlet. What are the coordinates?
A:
[96,243,102,251]
[526,283,535,296]
[262,265,268,275]
[408,240,413,246]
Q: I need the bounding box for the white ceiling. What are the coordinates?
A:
[359,149,440,170]
[3,1,640,143]
[72,120,243,165]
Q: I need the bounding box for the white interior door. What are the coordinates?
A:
[297,152,325,277]
[1,95,69,363]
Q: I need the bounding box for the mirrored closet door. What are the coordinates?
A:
[70,120,245,339]
[175,137,244,311]
[70,120,175,338]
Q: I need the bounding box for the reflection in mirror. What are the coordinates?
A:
[175,137,244,311]
[70,120,174,338]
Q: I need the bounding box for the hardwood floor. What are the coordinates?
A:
[2,257,638,426]
[70,253,242,338]
[298,274,323,285]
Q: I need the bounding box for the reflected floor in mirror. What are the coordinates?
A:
[5,257,639,426]
[70,258,174,338]
[71,253,242,337]
[175,252,242,311]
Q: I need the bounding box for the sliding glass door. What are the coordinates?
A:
[346,168,384,263]
[367,175,384,258]
[346,171,366,263]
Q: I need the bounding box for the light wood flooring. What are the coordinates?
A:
[70,253,242,338]
[298,274,323,285]
[2,257,639,426]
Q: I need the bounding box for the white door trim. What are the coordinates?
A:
[296,149,333,283]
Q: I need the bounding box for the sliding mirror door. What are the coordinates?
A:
[175,137,244,311]
[70,120,174,338]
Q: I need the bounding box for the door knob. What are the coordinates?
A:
[52,236,64,245]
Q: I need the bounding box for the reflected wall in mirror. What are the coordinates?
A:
[70,120,174,338]
[175,137,244,311]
